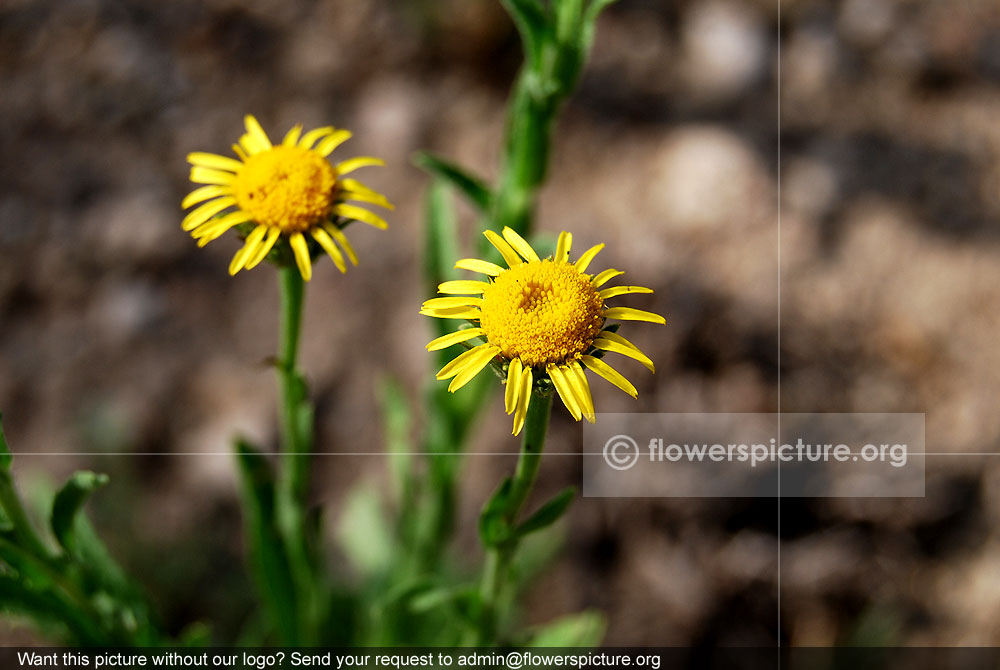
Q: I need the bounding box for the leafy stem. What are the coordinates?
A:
[476,389,554,645]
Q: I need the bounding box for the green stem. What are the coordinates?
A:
[275,265,318,644]
[277,265,308,502]
[486,74,557,244]
[477,390,553,646]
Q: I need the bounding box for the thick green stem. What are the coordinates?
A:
[275,265,318,643]
[488,74,556,238]
[278,266,307,497]
[477,390,553,645]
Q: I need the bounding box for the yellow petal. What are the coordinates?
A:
[484,230,523,268]
[333,203,388,229]
[555,231,573,262]
[282,124,303,146]
[602,307,666,324]
[501,227,540,262]
[189,166,236,185]
[181,196,237,231]
[593,333,655,373]
[512,366,533,436]
[335,156,385,176]
[505,358,523,414]
[237,134,255,156]
[422,296,483,310]
[298,126,334,150]
[229,225,268,275]
[316,129,353,156]
[311,227,347,273]
[192,210,253,244]
[455,258,503,276]
[581,355,637,398]
[187,152,243,173]
[599,285,654,299]
[575,243,605,273]
[244,114,273,151]
[437,280,489,295]
[448,345,500,393]
[245,227,281,269]
[182,185,231,209]
[232,143,248,161]
[436,343,496,380]
[289,232,312,282]
[426,328,486,351]
[323,225,358,266]
[567,361,596,423]
[592,269,623,287]
[420,306,482,320]
[340,188,394,210]
[547,364,582,422]
[339,179,394,210]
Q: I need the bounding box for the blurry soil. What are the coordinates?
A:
[2,0,1000,646]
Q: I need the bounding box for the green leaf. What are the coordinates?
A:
[515,486,575,539]
[0,574,104,644]
[0,537,56,588]
[50,471,109,557]
[0,413,11,471]
[423,177,459,293]
[528,609,606,647]
[407,585,463,613]
[176,621,213,647]
[234,439,299,644]
[478,477,514,548]
[414,153,493,213]
[336,482,395,577]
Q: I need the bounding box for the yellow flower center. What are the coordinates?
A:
[233,146,337,232]
[480,259,605,367]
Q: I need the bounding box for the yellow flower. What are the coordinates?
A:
[181,115,393,281]
[422,228,665,435]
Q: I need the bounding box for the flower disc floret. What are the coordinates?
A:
[480,259,604,367]
[233,146,337,233]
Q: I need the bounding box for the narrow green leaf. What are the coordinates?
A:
[407,585,463,613]
[0,574,104,644]
[0,537,56,588]
[176,621,213,647]
[515,486,575,538]
[528,609,606,647]
[478,477,514,548]
[234,439,299,644]
[423,177,459,293]
[0,414,11,471]
[50,471,108,557]
[414,153,493,213]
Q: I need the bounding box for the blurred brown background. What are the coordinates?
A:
[2,0,1000,647]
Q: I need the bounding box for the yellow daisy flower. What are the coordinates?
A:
[422,228,665,435]
[181,115,393,281]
